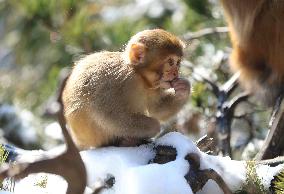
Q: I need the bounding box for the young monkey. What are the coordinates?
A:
[62,29,190,149]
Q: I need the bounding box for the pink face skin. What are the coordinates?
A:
[159,55,181,89]
[159,55,191,100]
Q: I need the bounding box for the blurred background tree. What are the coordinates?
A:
[0,0,270,159]
[0,0,225,110]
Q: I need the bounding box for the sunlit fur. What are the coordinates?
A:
[62,29,190,149]
[221,0,284,104]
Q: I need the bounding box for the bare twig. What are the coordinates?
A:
[0,74,87,194]
[202,169,233,194]
[196,135,214,153]
[227,92,250,111]
[256,96,284,160]
[254,156,284,166]
[268,93,283,127]
[198,75,220,97]
[92,175,115,194]
[183,59,247,157]
[221,72,240,96]
[215,75,249,156]
[184,153,233,194]
[43,68,71,118]
[182,27,229,42]
[215,92,249,156]
[181,59,220,96]
[150,145,177,164]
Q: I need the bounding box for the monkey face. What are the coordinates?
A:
[141,54,181,90]
[132,48,182,90]
[159,55,181,89]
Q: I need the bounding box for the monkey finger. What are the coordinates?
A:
[174,84,190,91]
[172,79,190,87]
[175,93,189,100]
[175,87,190,95]
[174,87,187,92]
[160,81,172,89]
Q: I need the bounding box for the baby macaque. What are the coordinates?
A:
[62,29,190,149]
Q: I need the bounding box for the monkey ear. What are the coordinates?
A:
[129,43,146,65]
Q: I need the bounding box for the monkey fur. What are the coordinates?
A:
[62,29,190,149]
[221,0,284,105]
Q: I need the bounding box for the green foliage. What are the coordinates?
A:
[183,0,212,18]
[270,168,284,194]
[10,0,83,27]
[191,82,212,108]
[236,166,284,194]
[34,175,48,188]
[0,0,226,113]
[235,161,266,194]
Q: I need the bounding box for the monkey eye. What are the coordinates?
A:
[168,58,174,66]
[153,64,164,75]
[177,59,181,67]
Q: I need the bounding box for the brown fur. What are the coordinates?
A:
[62,29,189,149]
[221,0,284,104]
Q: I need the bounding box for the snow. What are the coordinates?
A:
[1,132,283,194]
[81,133,197,193]
[122,160,192,194]
[81,144,155,190]
[44,122,63,140]
[0,104,38,146]
[256,163,284,188]
[156,132,200,157]
[13,173,67,194]
[199,153,246,193]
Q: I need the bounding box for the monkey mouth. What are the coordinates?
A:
[162,74,177,81]
[162,77,176,84]
[159,80,173,89]
[148,80,161,90]
[165,80,173,85]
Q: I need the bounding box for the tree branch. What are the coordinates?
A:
[0,73,87,194]
[182,27,229,42]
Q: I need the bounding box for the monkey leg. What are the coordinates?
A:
[116,113,161,139]
[66,110,112,149]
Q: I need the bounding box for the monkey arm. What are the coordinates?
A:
[94,90,161,139]
[147,90,187,122]
[103,111,161,139]
[148,78,190,121]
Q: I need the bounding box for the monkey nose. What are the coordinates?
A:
[172,69,178,77]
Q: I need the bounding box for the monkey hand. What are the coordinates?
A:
[159,81,172,89]
[172,78,190,101]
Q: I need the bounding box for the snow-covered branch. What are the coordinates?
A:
[1,132,283,194]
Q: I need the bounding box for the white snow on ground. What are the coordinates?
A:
[44,122,64,140]
[13,173,67,194]
[199,153,246,193]
[81,133,194,194]
[257,163,284,189]
[0,132,283,194]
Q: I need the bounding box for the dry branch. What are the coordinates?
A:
[0,74,87,194]
[184,153,233,194]
[151,146,233,194]
[196,135,214,153]
[182,27,229,42]
[256,96,284,160]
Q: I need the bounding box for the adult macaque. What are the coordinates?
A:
[62,29,190,149]
[220,0,284,105]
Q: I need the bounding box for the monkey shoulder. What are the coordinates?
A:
[75,51,123,70]
[68,52,130,86]
[67,51,142,98]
